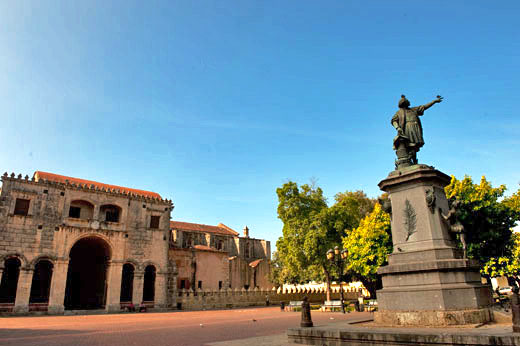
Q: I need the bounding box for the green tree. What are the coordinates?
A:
[275,182,375,299]
[445,176,520,279]
[275,181,328,286]
[342,203,392,298]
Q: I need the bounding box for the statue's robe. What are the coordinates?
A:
[391,105,426,149]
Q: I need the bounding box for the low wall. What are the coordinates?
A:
[176,286,362,310]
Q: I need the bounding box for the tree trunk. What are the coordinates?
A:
[323,266,332,301]
[359,277,379,299]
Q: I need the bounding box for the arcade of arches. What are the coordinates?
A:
[0,237,159,313]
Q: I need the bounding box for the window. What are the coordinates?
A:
[150,215,160,229]
[14,199,30,216]
[100,204,121,222]
[219,281,222,290]
[68,206,81,218]
[180,279,187,289]
[105,209,119,222]
[197,281,202,289]
[217,240,224,251]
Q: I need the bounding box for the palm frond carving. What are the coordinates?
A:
[403,199,417,241]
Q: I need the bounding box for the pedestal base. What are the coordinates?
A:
[374,308,493,326]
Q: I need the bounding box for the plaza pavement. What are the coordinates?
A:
[0,307,371,346]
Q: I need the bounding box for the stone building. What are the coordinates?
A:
[0,171,174,314]
[169,222,271,291]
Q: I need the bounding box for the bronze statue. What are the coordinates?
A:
[392,95,443,168]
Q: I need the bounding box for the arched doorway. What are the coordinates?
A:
[64,237,111,310]
[142,265,156,302]
[29,260,53,303]
[120,263,134,303]
[0,257,21,304]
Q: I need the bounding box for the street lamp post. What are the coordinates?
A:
[326,246,347,314]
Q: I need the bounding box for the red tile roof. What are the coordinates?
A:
[34,171,162,199]
[170,221,239,236]
[249,259,263,268]
[193,245,222,253]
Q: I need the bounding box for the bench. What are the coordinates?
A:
[0,303,14,313]
[29,303,49,312]
[120,301,136,312]
[285,301,303,311]
[321,300,343,312]
[365,300,378,312]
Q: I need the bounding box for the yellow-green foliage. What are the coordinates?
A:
[342,203,392,280]
[445,175,520,278]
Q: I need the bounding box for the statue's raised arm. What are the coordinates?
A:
[421,95,443,111]
[391,95,444,169]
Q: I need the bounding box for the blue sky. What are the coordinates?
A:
[1,1,519,245]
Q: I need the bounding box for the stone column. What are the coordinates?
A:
[48,259,69,314]
[0,266,4,285]
[132,272,144,305]
[105,261,123,312]
[13,268,33,314]
[155,273,167,308]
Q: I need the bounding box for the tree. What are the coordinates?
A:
[275,181,328,287]
[342,203,392,298]
[445,176,520,279]
[275,182,376,299]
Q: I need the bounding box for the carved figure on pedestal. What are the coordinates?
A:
[378,195,392,219]
[425,187,436,214]
[391,95,443,169]
[440,199,467,258]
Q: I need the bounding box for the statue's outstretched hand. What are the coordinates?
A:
[435,95,443,103]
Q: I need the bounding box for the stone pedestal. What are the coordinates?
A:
[375,165,492,326]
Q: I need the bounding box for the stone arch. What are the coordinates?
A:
[64,235,112,310]
[0,257,22,303]
[2,253,28,269]
[29,259,54,304]
[123,259,140,271]
[142,264,156,302]
[29,254,56,269]
[139,260,162,274]
[67,233,114,260]
[120,262,135,303]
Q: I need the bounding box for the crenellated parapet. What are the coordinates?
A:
[2,172,174,207]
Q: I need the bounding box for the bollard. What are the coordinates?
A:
[300,296,313,328]
[512,287,520,333]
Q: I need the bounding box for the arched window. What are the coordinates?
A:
[0,257,21,303]
[142,265,156,302]
[120,263,134,303]
[68,200,94,219]
[100,204,121,223]
[29,260,54,303]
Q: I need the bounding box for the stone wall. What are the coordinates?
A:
[176,286,363,310]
